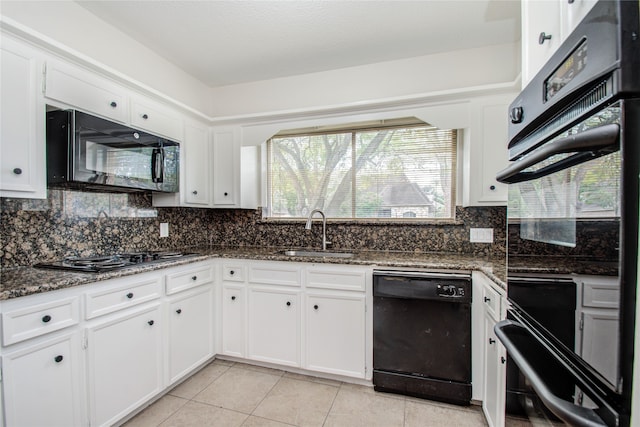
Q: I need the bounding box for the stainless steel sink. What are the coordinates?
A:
[281,250,354,258]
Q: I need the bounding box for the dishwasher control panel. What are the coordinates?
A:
[373,270,472,304]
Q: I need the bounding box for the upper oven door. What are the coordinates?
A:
[496,98,640,427]
[72,111,179,192]
[500,102,621,251]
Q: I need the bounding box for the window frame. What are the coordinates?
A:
[265,122,458,222]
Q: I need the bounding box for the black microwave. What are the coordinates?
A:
[46,110,180,193]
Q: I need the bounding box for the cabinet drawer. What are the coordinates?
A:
[130,98,183,141]
[166,263,214,295]
[482,283,502,322]
[85,276,162,319]
[222,265,245,282]
[249,263,301,287]
[2,296,80,346]
[45,61,128,123]
[306,266,366,291]
[582,277,619,309]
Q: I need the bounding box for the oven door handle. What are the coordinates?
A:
[496,123,619,184]
[494,319,607,427]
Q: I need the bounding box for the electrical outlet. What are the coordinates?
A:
[160,222,169,238]
[470,228,493,243]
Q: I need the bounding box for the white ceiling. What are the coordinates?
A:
[76,0,521,88]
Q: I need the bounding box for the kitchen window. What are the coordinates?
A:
[266,119,457,220]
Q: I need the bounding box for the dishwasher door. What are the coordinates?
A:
[373,271,472,405]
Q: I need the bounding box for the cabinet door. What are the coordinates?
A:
[45,60,128,123]
[482,314,506,427]
[580,308,619,386]
[248,287,300,366]
[0,37,46,198]
[212,127,240,206]
[305,292,366,378]
[130,97,183,141]
[184,122,212,206]
[168,286,215,383]
[221,284,246,357]
[87,304,163,427]
[521,0,562,86]
[563,0,598,37]
[2,332,84,427]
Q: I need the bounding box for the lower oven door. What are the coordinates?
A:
[495,316,613,427]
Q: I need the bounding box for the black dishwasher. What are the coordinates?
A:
[373,270,472,405]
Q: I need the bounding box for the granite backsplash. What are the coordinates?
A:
[0,189,506,268]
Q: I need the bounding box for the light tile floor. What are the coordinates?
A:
[123,359,494,427]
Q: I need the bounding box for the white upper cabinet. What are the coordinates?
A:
[212,126,241,207]
[0,34,47,199]
[562,0,598,39]
[130,96,183,141]
[521,0,597,88]
[521,0,563,87]
[462,94,516,206]
[45,59,129,123]
[183,121,212,206]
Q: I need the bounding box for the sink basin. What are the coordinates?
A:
[281,250,354,258]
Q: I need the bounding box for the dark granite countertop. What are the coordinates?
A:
[508,255,619,277]
[0,246,507,301]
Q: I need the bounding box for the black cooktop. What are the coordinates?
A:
[34,251,198,273]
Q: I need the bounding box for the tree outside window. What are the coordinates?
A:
[267,123,457,220]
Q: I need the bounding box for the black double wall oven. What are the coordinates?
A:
[496,1,639,426]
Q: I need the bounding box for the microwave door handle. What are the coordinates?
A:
[494,320,607,427]
[151,148,164,183]
[496,123,620,184]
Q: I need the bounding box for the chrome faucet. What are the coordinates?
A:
[305,209,331,251]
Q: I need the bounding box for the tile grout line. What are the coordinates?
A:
[244,365,286,424]
[320,380,343,427]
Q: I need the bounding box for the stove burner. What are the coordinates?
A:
[35,250,197,273]
[154,251,184,259]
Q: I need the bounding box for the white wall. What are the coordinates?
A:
[0,0,212,116]
[209,42,520,119]
[1,1,519,124]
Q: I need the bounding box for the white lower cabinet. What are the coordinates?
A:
[168,285,215,383]
[475,272,507,427]
[87,303,164,427]
[483,312,506,427]
[0,263,217,426]
[218,260,369,379]
[2,331,84,427]
[305,291,366,378]
[248,287,300,366]
[576,275,620,389]
[221,283,247,358]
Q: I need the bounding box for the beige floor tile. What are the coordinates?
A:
[505,416,535,427]
[169,360,232,399]
[212,358,236,367]
[159,401,247,427]
[404,399,488,427]
[253,377,338,426]
[339,382,406,401]
[283,371,343,387]
[193,366,281,414]
[123,395,188,427]
[242,415,297,426]
[236,362,286,377]
[324,387,406,427]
